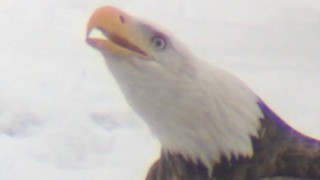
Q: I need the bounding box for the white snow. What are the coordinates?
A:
[0,0,319,179]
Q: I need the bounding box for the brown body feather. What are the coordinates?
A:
[146,101,320,180]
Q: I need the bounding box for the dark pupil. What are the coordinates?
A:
[155,39,162,47]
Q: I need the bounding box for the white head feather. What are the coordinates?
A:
[88,8,263,174]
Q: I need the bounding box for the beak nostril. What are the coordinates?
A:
[119,15,125,24]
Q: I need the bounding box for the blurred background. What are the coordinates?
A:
[0,0,319,179]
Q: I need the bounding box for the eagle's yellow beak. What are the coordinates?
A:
[86,6,150,59]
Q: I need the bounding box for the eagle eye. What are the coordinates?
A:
[151,35,167,50]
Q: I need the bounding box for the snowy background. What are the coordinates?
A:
[0,0,319,179]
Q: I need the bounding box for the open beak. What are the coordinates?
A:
[86,6,150,59]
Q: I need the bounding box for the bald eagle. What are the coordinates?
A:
[86,6,320,180]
